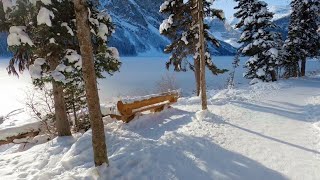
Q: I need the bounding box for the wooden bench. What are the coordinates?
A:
[110,91,179,123]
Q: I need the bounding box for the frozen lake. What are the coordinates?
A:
[1,56,319,124]
[97,56,249,101]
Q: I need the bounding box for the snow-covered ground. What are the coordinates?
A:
[0,74,319,180]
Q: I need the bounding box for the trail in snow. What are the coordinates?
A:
[0,77,319,180]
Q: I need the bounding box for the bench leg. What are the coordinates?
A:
[122,114,135,123]
[153,105,165,112]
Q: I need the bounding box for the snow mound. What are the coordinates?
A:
[195,110,224,124]
[0,121,41,141]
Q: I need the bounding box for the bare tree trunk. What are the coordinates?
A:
[49,57,71,136]
[271,70,277,82]
[198,0,208,110]
[71,92,79,130]
[300,58,306,77]
[194,58,200,96]
[191,0,200,97]
[73,0,109,166]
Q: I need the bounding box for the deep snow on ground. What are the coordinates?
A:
[0,75,319,180]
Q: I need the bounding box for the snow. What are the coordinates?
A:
[159,14,174,33]
[61,23,74,36]
[49,38,56,44]
[267,48,279,58]
[256,68,265,77]
[121,90,179,104]
[34,58,46,66]
[51,70,66,83]
[1,56,320,179]
[65,49,81,64]
[29,64,43,79]
[159,0,170,12]
[0,121,41,141]
[7,26,34,47]
[1,77,320,179]
[0,60,35,130]
[1,0,16,12]
[97,23,109,41]
[181,32,189,45]
[37,7,54,27]
[108,47,120,59]
[29,58,46,79]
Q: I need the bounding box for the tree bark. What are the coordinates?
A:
[300,58,306,77]
[191,0,200,97]
[198,0,208,110]
[52,82,72,136]
[270,70,277,82]
[49,57,72,136]
[194,58,200,96]
[73,0,109,166]
[71,92,79,130]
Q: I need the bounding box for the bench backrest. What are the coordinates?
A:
[117,92,179,116]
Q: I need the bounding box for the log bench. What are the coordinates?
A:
[110,91,179,123]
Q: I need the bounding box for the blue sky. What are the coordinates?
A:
[214,0,291,19]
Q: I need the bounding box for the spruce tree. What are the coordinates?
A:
[1,0,121,135]
[234,0,282,83]
[283,0,320,77]
[159,0,227,96]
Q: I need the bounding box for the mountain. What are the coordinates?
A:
[208,18,241,48]
[102,0,236,56]
[274,16,290,39]
[1,2,293,57]
[268,5,291,21]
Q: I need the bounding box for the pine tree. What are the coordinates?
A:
[1,0,121,136]
[234,0,282,83]
[283,0,320,77]
[159,0,227,96]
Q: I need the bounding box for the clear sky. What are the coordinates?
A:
[214,0,291,20]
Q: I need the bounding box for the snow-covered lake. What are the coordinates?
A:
[97,56,249,101]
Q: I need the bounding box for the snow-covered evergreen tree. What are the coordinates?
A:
[282,0,320,77]
[234,0,282,82]
[0,0,121,134]
[159,0,227,95]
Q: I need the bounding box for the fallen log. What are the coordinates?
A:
[0,130,40,146]
[0,122,41,146]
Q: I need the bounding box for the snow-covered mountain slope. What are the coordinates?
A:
[102,0,236,56]
[209,18,241,48]
[274,16,290,39]
[269,5,291,21]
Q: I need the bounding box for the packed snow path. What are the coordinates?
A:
[0,77,319,180]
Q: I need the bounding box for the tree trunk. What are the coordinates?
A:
[198,0,208,110]
[71,92,79,130]
[300,58,306,77]
[49,57,71,136]
[270,70,277,82]
[52,82,72,136]
[73,0,109,166]
[194,58,200,96]
[191,0,200,97]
